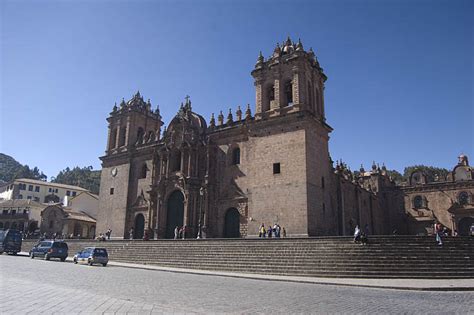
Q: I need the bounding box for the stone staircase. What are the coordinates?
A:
[22,236,474,278]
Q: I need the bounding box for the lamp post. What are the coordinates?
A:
[197,187,204,239]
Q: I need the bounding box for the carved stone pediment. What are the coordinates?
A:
[132,191,149,208]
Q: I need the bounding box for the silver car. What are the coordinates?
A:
[73,247,108,266]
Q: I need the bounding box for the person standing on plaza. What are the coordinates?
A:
[434,222,443,245]
[282,227,286,238]
[354,225,361,243]
[106,228,112,240]
[267,225,273,238]
[174,226,179,239]
[258,224,266,238]
[129,227,134,240]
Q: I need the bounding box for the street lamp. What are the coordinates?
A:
[197,187,204,239]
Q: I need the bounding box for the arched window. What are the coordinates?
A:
[140,164,148,179]
[232,148,240,165]
[264,85,274,111]
[413,195,423,209]
[136,127,144,145]
[284,81,293,106]
[119,127,127,147]
[314,87,320,114]
[458,191,469,205]
[110,128,117,149]
[172,151,181,172]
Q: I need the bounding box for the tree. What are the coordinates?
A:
[402,165,450,182]
[52,166,101,194]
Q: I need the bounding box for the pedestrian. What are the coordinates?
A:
[354,225,361,243]
[276,224,281,238]
[129,227,134,240]
[360,232,368,245]
[143,230,149,241]
[52,232,57,240]
[434,222,443,245]
[182,225,187,239]
[364,223,370,236]
[282,227,286,238]
[267,225,273,238]
[174,226,179,239]
[258,224,266,238]
[106,228,112,240]
[453,229,458,237]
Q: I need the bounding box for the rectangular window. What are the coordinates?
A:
[35,186,40,192]
[33,197,40,202]
[19,184,25,190]
[110,188,114,195]
[27,196,32,200]
[55,189,58,193]
[273,163,281,174]
[66,191,71,196]
[11,210,16,215]
[28,185,33,191]
[72,191,76,197]
[48,188,52,193]
[2,210,8,215]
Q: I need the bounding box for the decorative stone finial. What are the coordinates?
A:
[226,108,233,124]
[236,105,242,121]
[120,98,126,108]
[295,38,304,51]
[210,113,215,128]
[256,51,264,67]
[360,164,365,173]
[245,104,252,120]
[372,161,377,171]
[112,102,117,112]
[217,111,224,126]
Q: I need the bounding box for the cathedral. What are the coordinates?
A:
[96,38,473,239]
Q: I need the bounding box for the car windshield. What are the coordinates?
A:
[93,249,108,256]
[40,242,52,247]
[53,242,68,249]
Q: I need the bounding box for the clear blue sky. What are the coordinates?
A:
[1,0,473,179]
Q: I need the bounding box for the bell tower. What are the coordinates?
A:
[251,37,327,120]
[105,91,163,155]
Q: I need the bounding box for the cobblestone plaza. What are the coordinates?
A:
[1,255,472,314]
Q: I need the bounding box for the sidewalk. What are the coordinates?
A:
[18,252,473,291]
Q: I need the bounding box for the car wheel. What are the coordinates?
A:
[0,251,3,255]
[102,263,107,267]
[30,252,34,259]
[73,258,78,264]
[45,254,50,260]
[61,257,66,262]
[88,259,93,266]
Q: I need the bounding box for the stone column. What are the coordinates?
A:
[292,72,300,105]
[255,81,263,115]
[270,79,281,110]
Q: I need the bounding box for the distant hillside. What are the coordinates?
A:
[0,153,47,183]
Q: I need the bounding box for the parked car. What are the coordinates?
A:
[0,229,22,255]
[73,247,108,266]
[29,241,68,261]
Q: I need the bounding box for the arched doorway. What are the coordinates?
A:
[134,214,145,239]
[166,191,184,239]
[73,223,82,238]
[224,208,240,238]
[458,217,474,236]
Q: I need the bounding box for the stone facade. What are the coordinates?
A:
[95,38,473,239]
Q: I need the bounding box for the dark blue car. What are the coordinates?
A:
[30,241,68,261]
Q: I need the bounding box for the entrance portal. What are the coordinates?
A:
[134,214,145,239]
[166,191,185,239]
[458,217,473,236]
[224,208,240,238]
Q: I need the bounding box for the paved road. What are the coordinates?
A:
[1,255,473,314]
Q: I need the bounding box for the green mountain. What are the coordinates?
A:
[0,153,47,183]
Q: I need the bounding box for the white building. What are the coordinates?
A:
[0,178,88,205]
